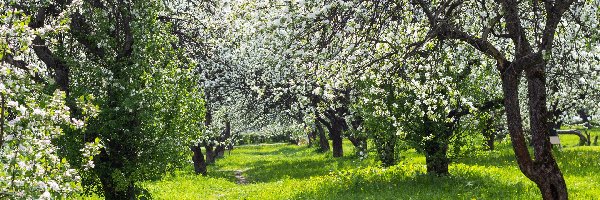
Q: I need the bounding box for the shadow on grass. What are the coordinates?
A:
[241,156,370,183]
[454,150,519,168]
[243,158,330,182]
[204,142,367,184]
[206,169,239,183]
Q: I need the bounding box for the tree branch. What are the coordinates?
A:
[1,54,46,84]
[70,12,106,58]
[539,0,576,52]
[435,22,508,66]
[498,0,533,55]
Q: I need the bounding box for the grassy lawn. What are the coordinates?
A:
[136,128,600,199]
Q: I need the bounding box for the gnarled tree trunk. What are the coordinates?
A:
[205,144,216,164]
[317,115,344,157]
[501,62,567,200]
[190,144,207,176]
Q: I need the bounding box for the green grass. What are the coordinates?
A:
[137,130,600,200]
[80,129,600,199]
[557,126,600,147]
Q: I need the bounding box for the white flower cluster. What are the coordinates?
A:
[1,2,99,198]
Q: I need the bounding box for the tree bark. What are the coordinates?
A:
[348,134,367,157]
[424,138,449,175]
[577,109,592,129]
[482,116,496,151]
[527,65,568,200]
[205,144,216,164]
[330,126,343,157]
[321,111,348,158]
[215,120,231,158]
[28,8,71,96]
[316,122,330,152]
[307,128,316,147]
[190,144,207,176]
[501,62,568,200]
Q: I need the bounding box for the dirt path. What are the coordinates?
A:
[234,170,248,184]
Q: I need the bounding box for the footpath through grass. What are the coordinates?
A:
[142,129,600,200]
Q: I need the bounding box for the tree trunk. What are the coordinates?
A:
[215,120,231,159]
[190,143,207,176]
[373,133,396,166]
[216,149,224,158]
[316,122,330,152]
[100,178,135,200]
[320,113,346,158]
[486,133,495,151]
[482,116,496,151]
[330,126,343,157]
[307,128,316,147]
[424,138,449,175]
[500,63,567,200]
[31,36,71,96]
[577,109,592,129]
[205,144,216,164]
[586,130,591,146]
[95,150,135,200]
[348,134,367,157]
[527,66,568,200]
